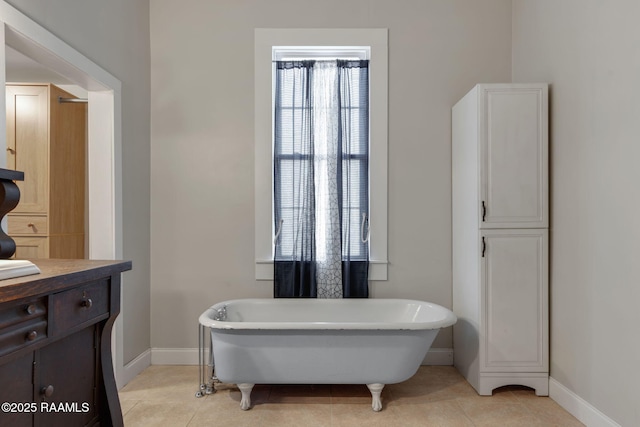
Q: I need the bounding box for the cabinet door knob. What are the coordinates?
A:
[26,304,37,315]
[26,330,38,341]
[6,147,15,154]
[41,385,54,398]
[80,298,93,309]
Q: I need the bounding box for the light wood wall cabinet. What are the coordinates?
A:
[452,84,549,396]
[6,83,86,259]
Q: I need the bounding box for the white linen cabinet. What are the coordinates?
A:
[452,84,549,396]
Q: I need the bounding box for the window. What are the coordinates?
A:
[255,29,388,281]
[273,50,369,264]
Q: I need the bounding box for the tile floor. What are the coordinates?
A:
[119,365,584,426]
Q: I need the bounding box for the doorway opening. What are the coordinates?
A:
[1,5,124,384]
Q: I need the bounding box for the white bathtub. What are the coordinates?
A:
[199,298,456,411]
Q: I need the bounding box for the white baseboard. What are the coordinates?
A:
[150,347,452,366]
[119,349,151,389]
[549,377,621,427]
[151,347,207,365]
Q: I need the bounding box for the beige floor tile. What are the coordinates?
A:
[331,402,405,427]
[188,394,266,427]
[457,398,543,427]
[123,401,201,427]
[119,365,202,403]
[386,372,478,405]
[255,403,333,427]
[119,399,139,416]
[381,400,475,427]
[189,398,332,427]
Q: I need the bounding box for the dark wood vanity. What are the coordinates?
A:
[0,259,131,426]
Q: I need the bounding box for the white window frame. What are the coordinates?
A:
[255,28,388,281]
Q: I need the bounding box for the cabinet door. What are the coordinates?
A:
[35,326,99,427]
[479,85,548,228]
[0,353,34,426]
[480,229,548,372]
[6,85,49,214]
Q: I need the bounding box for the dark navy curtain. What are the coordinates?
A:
[273,59,369,298]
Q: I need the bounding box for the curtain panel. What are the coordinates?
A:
[274,59,369,298]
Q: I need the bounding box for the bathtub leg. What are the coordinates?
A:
[237,383,254,410]
[366,383,385,412]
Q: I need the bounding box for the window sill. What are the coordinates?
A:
[255,260,388,281]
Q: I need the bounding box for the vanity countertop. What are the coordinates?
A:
[0,258,132,303]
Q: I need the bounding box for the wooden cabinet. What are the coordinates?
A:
[37,326,99,426]
[6,84,86,259]
[0,259,131,426]
[452,84,549,396]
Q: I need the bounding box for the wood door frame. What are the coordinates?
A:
[0,2,126,386]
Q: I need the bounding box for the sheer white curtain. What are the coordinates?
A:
[312,61,343,298]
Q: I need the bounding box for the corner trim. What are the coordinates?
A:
[549,377,621,427]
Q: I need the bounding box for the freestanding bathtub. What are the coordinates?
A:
[199,298,456,411]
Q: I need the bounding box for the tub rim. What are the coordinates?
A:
[199,298,457,331]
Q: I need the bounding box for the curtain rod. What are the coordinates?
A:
[58,96,88,104]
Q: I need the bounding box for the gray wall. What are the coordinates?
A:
[513,1,640,425]
[6,0,152,364]
[149,0,512,350]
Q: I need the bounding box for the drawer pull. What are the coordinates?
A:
[41,385,54,398]
[26,330,38,341]
[26,304,37,315]
[81,298,93,309]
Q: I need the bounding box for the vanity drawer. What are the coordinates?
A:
[0,298,48,357]
[8,215,48,235]
[50,280,109,335]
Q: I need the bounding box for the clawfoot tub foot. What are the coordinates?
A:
[237,383,254,410]
[366,383,385,411]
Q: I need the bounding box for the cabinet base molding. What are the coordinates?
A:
[477,372,549,396]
